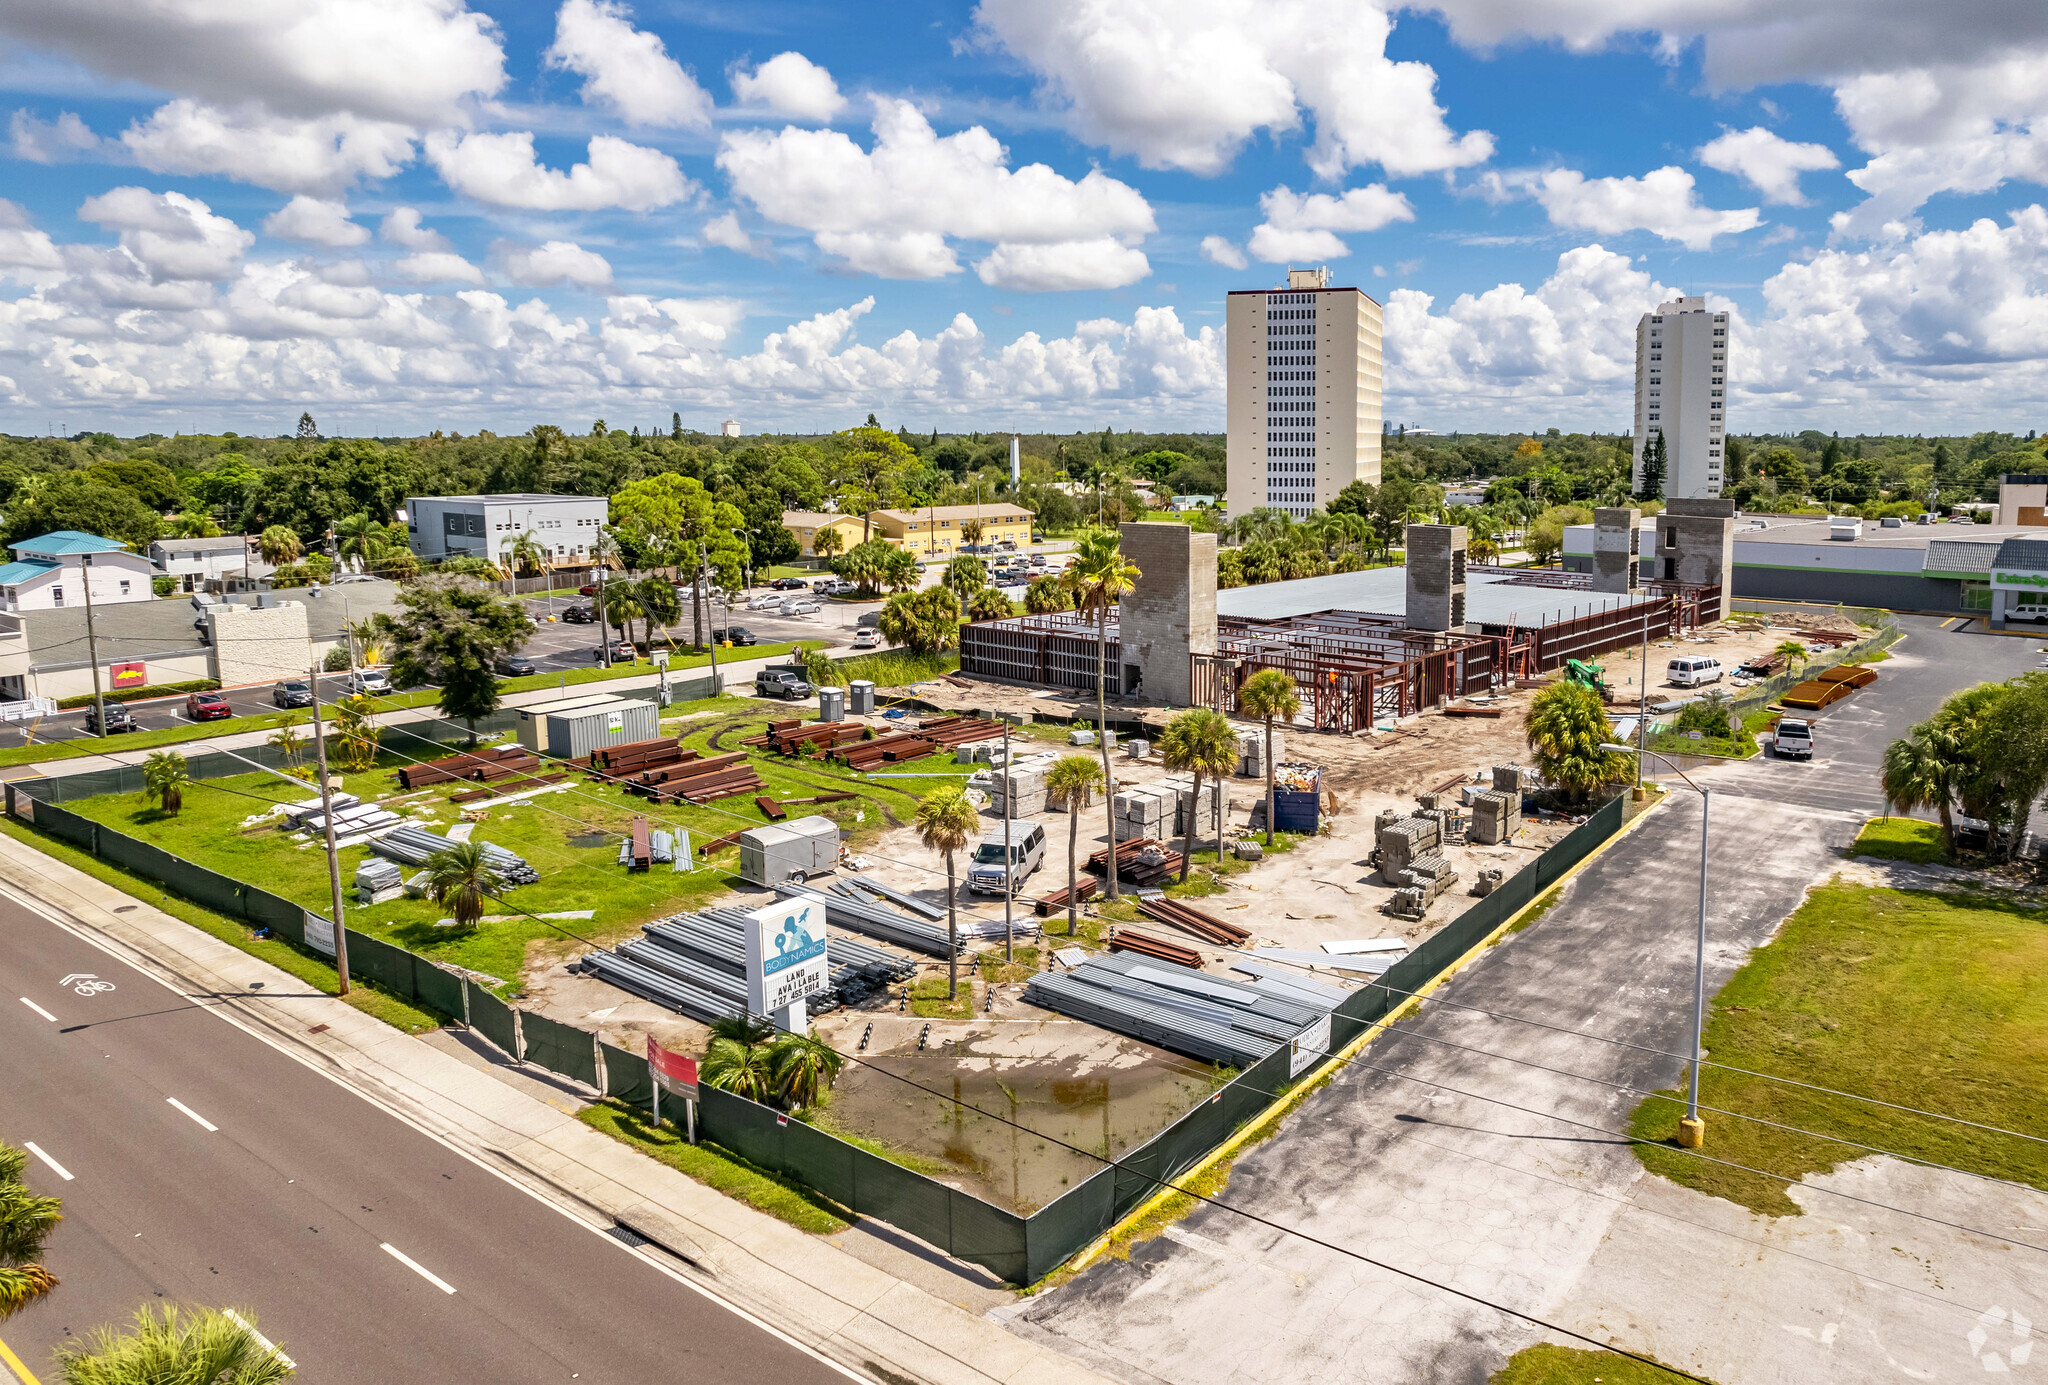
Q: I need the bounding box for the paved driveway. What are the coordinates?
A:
[1004,615,2046,1385]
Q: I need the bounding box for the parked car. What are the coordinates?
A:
[995,539,1018,552]
[348,668,393,695]
[594,641,637,663]
[850,627,883,650]
[1028,553,1047,567]
[747,593,784,610]
[578,583,600,596]
[770,576,809,590]
[1666,656,1724,688]
[712,626,758,646]
[780,598,819,616]
[185,691,232,720]
[561,603,594,623]
[755,669,812,700]
[82,701,137,734]
[271,679,315,709]
[968,824,1047,894]
[1773,718,1814,759]
[811,577,839,593]
[495,654,537,677]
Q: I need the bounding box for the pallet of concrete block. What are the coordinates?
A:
[1468,790,1522,845]
[1153,773,1221,840]
[1235,727,1283,778]
[991,763,1048,817]
[1492,763,1528,794]
[1394,850,1457,898]
[1112,783,1172,843]
[1385,886,1430,920]
[1376,815,1441,876]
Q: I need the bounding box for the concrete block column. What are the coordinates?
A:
[1404,525,1468,631]
[1117,522,1217,706]
[1592,506,1642,593]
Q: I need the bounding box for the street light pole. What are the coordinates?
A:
[1001,716,1014,963]
[80,553,108,738]
[1602,742,1709,1149]
[307,650,353,996]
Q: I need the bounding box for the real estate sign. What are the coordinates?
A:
[646,1035,698,1101]
[743,896,828,1015]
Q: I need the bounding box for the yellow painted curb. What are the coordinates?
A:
[1061,789,1671,1276]
[0,1331,42,1385]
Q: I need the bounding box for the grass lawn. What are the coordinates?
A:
[0,814,446,1033]
[1627,881,2048,1216]
[1491,1344,1712,1384]
[48,696,954,995]
[825,649,960,688]
[909,973,974,1018]
[1648,706,1772,761]
[577,1100,849,1233]
[0,641,826,771]
[1849,816,1945,864]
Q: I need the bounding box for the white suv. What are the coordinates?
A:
[348,668,393,695]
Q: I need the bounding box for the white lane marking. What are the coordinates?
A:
[24,1141,73,1180]
[380,1242,456,1294]
[19,996,56,1021]
[166,1097,218,1132]
[220,1309,296,1370]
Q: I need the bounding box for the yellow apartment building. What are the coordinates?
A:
[781,511,868,556]
[869,504,1034,557]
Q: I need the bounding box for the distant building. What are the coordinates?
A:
[782,510,866,557]
[1997,473,2048,527]
[0,532,155,613]
[870,503,1034,556]
[149,535,268,593]
[1226,266,1385,520]
[721,419,741,438]
[1170,494,1217,511]
[1633,296,1728,499]
[403,494,609,567]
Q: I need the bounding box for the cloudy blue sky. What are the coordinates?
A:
[0,0,2044,438]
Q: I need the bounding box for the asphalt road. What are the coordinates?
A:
[0,893,854,1385]
[1011,613,2044,1384]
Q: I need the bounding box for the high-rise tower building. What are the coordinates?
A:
[1226,267,1384,519]
[1632,296,1728,499]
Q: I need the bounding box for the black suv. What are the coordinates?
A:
[82,701,137,734]
[271,679,315,708]
[712,626,758,647]
[561,604,594,624]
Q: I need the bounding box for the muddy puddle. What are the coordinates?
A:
[812,1027,1222,1213]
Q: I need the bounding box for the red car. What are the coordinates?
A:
[185,691,232,721]
[579,583,600,596]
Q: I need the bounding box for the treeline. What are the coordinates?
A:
[0,418,1226,569]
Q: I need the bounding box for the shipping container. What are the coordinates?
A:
[546,696,658,759]
[515,692,626,752]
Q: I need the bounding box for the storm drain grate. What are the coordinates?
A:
[607,1224,652,1248]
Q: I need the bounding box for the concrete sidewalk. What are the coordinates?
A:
[0,829,1104,1385]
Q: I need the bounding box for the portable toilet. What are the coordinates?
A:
[848,680,875,715]
[819,686,846,722]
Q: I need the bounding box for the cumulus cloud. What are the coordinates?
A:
[717,97,1154,286]
[426,131,694,211]
[78,186,255,281]
[0,0,507,126]
[974,238,1150,291]
[263,196,371,247]
[1247,183,1414,262]
[545,0,712,129]
[493,239,614,288]
[388,251,486,285]
[1506,166,1762,250]
[122,100,416,195]
[1699,127,1839,205]
[701,211,772,258]
[9,110,118,164]
[380,207,451,252]
[0,199,63,283]
[729,52,847,123]
[971,0,1491,179]
[1200,235,1249,270]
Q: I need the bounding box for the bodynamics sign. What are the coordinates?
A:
[744,896,828,1015]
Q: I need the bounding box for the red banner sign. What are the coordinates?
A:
[646,1034,698,1101]
[109,660,147,688]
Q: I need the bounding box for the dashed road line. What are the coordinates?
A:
[380,1242,456,1294]
[23,1142,72,1181]
[166,1097,218,1132]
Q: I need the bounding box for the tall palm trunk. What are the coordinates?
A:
[1097,597,1119,899]
[1263,716,1276,846]
[1066,801,1081,937]
[1178,768,1202,884]
[945,853,959,998]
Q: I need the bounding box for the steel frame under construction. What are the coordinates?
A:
[959,610,1128,694]
[1195,611,1496,731]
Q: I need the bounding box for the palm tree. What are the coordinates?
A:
[1881,722,1963,860]
[1024,574,1073,614]
[810,525,845,561]
[1239,669,1300,845]
[1070,528,1141,898]
[943,555,987,598]
[1,1140,62,1321]
[914,786,980,998]
[961,518,987,546]
[1046,754,1104,938]
[966,586,1013,622]
[506,530,550,578]
[601,583,644,657]
[256,525,301,568]
[141,750,191,816]
[769,1031,844,1110]
[167,510,222,539]
[702,1034,776,1102]
[333,512,390,571]
[329,693,381,772]
[54,1304,293,1384]
[1525,682,1631,804]
[1773,639,1808,676]
[422,840,504,933]
[880,547,920,593]
[267,714,308,773]
[1157,708,1238,882]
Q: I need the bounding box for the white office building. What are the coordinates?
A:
[1633,296,1728,499]
[1226,267,1384,519]
[403,493,610,567]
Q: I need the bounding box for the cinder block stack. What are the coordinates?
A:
[1113,785,1171,842]
[1388,886,1430,918]
[1377,816,1440,877]
[1237,728,1284,778]
[992,765,1047,817]
[1492,763,1527,794]
[1155,772,1221,839]
[1469,789,1522,845]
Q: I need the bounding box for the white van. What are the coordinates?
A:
[967,823,1047,894]
[1666,656,1723,688]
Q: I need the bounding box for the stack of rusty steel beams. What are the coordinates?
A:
[1084,837,1185,886]
[622,750,764,805]
[1033,877,1097,916]
[1136,896,1252,947]
[589,737,688,776]
[835,730,937,771]
[916,715,1006,749]
[1107,928,1204,968]
[396,744,540,790]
